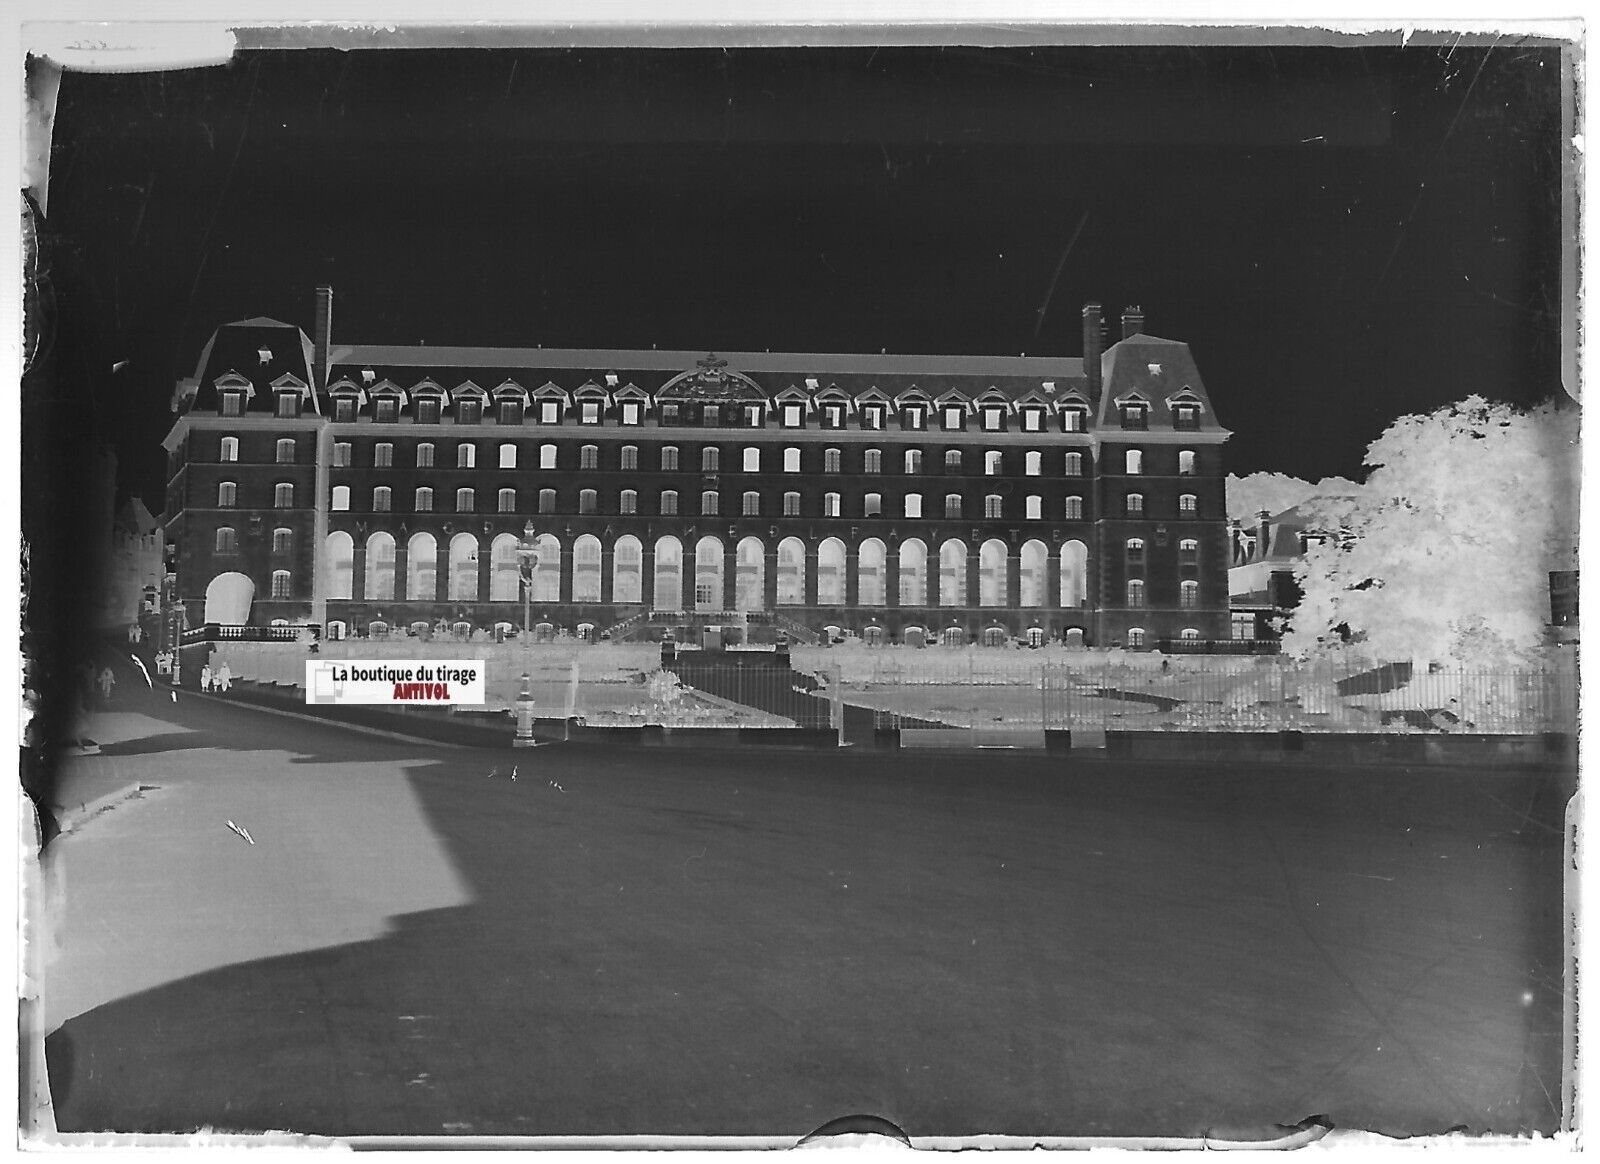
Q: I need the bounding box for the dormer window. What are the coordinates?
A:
[1120,403,1148,430]
[821,403,845,429]
[781,404,803,429]
[258,347,273,365]
[498,399,523,426]
[375,398,398,423]
[540,401,561,424]
[581,401,602,424]
[334,398,356,423]
[621,402,642,426]
[1021,408,1043,432]
[942,406,965,431]
[982,407,1004,432]
[861,404,885,430]
[902,405,926,431]
[416,398,442,424]
[745,404,764,428]
[276,392,299,419]
[1174,404,1200,431]
[457,398,483,425]
[1063,407,1086,433]
[220,391,245,417]
[660,403,680,424]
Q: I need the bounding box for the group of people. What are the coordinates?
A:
[198,662,233,694]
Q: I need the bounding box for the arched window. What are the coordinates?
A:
[817,538,846,605]
[735,536,765,611]
[1064,452,1083,477]
[944,494,962,519]
[331,485,351,511]
[898,539,928,605]
[613,535,644,604]
[783,492,800,516]
[219,437,238,463]
[1126,579,1146,607]
[1025,495,1042,519]
[448,533,479,601]
[1024,450,1042,476]
[579,488,598,514]
[620,445,639,471]
[457,443,476,469]
[573,534,602,603]
[274,483,294,508]
[1179,494,1198,515]
[858,538,886,605]
[217,482,239,507]
[333,442,352,467]
[1020,540,1047,607]
[489,534,520,601]
[407,532,437,600]
[984,450,1003,476]
[580,445,599,470]
[905,449,923,474]
[498,488,516,513]
[939,540,967,606]
[538,488,556,513]
[373,486,392,512]
[499,443,517,468]
[414,487,433,512]
[743,491,761,516]
[661,446,680,471]
[366,532,396,600]
[824,492,841,517]
[984,495,1002,519]
[276,438,296,464]
[653,536,683,610]
[1125,493,1144,516]
[783,447,801,473]
[777,537,806,605]
[270,570,292,599]
[214,527,237,554]
[272,528,293,554]
[377,442,396,467]
[701,447,720,472]
[979,539,1007,607]
[661,490,679,515]
[1060,541,1088,607]
[864,493,882,517]
[904,493,923,518]
[743,447,761,472]
[1125,449,1143,474]
[701,490,719,516]
[1126,538,1145,566]
[824,448,842,473]
[694,535,724,610]
[1127,627,1146,648]
[415,443,434,467]
[1178,449,1196,475]
[944,449,962,472]
[1180,538,1199,560]
[620,489,638,514]
[326,531,354,600]
[1180,579,1200,609]
[864,449,882,474]
[1181,627,1200,641]
[456,488,475,512]
[1064,496,1083,520]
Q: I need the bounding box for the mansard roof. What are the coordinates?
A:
[1095,333,1228,433]
[182,317,318,414]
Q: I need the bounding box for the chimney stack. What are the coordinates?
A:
[1121,304,1144,341]
[1082,302,1103,399]
[1256,509,1272,559]
[313,285,334,391]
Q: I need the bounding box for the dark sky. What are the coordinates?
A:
[42,43,1566,507]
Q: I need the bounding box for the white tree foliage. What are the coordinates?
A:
[1282,396,1580,666]
[1226,472,1360,523]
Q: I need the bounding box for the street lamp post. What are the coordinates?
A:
[517,520,539,647]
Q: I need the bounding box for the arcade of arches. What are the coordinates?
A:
[324,529,1090,632]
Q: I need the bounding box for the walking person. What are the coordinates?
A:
[97,666,116,707]
[216,662,232,694]
[200,662,214,694]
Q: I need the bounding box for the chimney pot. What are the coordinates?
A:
[313,285,334,392]
[1121,304,1144,341]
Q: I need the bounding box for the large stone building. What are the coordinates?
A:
[163,288,1231,647]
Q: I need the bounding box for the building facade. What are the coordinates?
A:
[163,289,1232,647]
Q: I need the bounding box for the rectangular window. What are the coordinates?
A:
[415,487,433,512]
[1125,449,1143,474]
[334,399,356,423]
[862,405,885,430]
[271,571,292,599]
[1064,452,1083,477]
[375,399,398,423]
[581,401,601,424]
[415,443,434,467]
[824,448,841,473]
[579,489,597,514]
[581,445,599,470]
[661,446,679,471]
[743,447,760,472]
[375,442,394,467]
[745,405,764,427]
[456,488,475,512]
[1120,405,1148,431]
[942,406,964,431]
[1178,450,1197,475]
[822,403,845,429]
[661,490,679,515]
[1175,405,1200,431]
[621,401,642,426]
[457,399,483,425]
[1126,579,1146,607]
[783,492,800,516]
[1025,496,1042,519]
[498,401,522,426]
[620,446,639,471]
[905,449,923,474]
[783,447,801,473]
[660,403,680,424]
[1064,496,1083,520]
[276,393,298,418]
[541,401,560,424]
[458,444,476,469]
[903,406,926,431]
[620,490,638,514]
[415,399,441,424]
[1180,494,1198,515]
[331,485,351,511]
[539,488,556,514]
[701,491,719,516]
[1232,612,1256,641]
[499,443,517,469]
[904,493,923,518]
[701,447,719,472]
[1063,409,1086,433]
[275,438,296,463]
[700,405,721,427]
[742,491,761,516]
[1125,493,1144,516]
[219,437,238,462]
[272,528,293,554]
[373,487,391,512]
[782,404,803,428]
[274,483,294,508]
[220,394,243,417]
[332,442,351,467]
[863,449,882,474]
[823,493,841,517]
[214,527,237,554]
[985,495,1002,518]
[498,488,516,513]
[864,493,882,517]
[945,495,962,519]
[983,408,1003,431]
[1022,409,1042,432]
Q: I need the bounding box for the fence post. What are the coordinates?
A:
[833,662,845,746]
[565,656,580,741]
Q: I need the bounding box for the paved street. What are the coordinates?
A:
[35,688,1569,1140]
